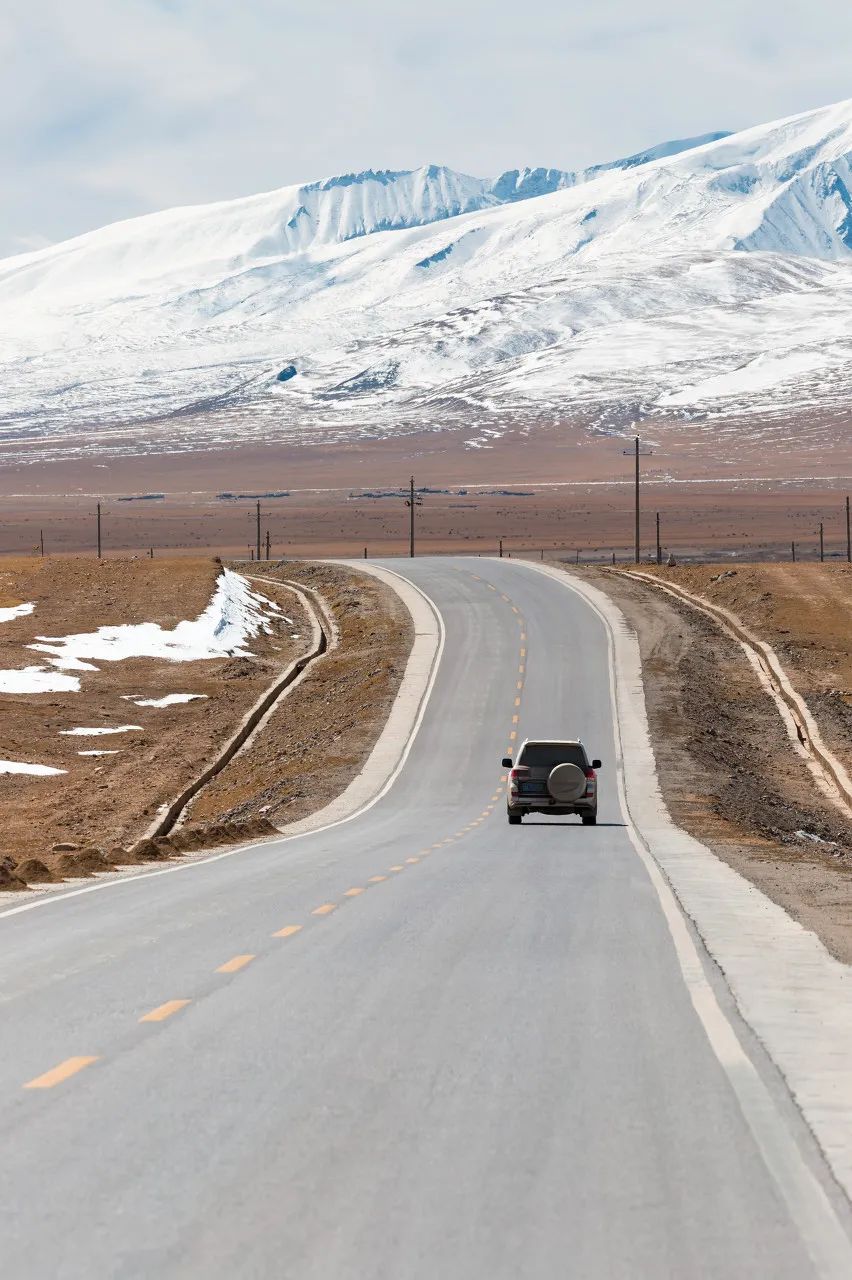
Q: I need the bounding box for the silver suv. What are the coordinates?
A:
[502,739,601,825]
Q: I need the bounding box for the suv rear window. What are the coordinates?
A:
[519,743,587,770]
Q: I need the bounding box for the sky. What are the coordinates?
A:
[4,0,852,256]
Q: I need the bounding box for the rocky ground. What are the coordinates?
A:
[583,563,852,963]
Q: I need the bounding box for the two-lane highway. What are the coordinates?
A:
[0,558,849,1278]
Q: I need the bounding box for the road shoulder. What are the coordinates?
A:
[526,560,852,1220]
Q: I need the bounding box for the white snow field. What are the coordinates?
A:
[0,571,279,697]
[29,570,281,668]
[1,101,851,455]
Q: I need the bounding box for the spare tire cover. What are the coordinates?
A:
[547,762,586,802]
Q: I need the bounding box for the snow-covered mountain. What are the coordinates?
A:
[1,102,851,460]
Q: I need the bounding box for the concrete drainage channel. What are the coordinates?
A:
[623,570,852,824]
[144,577,333,842]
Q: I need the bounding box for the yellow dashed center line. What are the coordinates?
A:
[24,1057,99,1090]
[511,606,519,614]
[389,865,404,872]
[514,697,521,707]
[139,999,190,1024]
[368,875,387,883]
[518,664,525,675]
[405,857,420,864]
[512,714,519,724]
[343,887,365,897]
[311,903,337,916]
[509,730,517,740]
[520,648,527,658]
[501,594,510,602]
[273,924,303,938]
[217,954,255,973]
[520,632,527,642]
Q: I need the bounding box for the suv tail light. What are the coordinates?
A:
[584,767,596,796]
[509,767,529,780]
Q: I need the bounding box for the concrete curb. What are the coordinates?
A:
[526,561,852,1214]
[276,561,443,838]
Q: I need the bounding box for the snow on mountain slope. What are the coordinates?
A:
[1,103,852,459]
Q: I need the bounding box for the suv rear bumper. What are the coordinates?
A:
[508,799,597,817]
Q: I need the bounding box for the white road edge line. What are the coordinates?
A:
[0,564,445,921]
[520,559,852,1278]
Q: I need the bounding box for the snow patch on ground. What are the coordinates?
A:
[0,759,66,776]
[77,749,120,756]
[125,693,207,707]
[29,570,281,668]
[0,666,81,694]
[60,725,142,736]
[0,602,35,623]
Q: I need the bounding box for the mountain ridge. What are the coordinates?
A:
[1,101,852,458]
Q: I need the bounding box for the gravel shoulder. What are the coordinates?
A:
[574,564,852,964]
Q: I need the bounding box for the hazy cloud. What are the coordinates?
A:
[3,0,852,254]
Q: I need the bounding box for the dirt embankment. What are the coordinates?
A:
[0,557,310,888]
[185,562,413,828]
[583,564,852,963]
[0,558,412,893]
[638,563,852,779]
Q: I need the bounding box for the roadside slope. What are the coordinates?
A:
[565,563,852,963]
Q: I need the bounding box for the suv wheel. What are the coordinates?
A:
[508,812,522,825]
[581,813,597,826]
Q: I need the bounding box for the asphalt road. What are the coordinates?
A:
[1,558,849,1278]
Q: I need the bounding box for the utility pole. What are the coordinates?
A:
[846,495,850,564]
[39,529,44,558]
[363,547,367,559]
[792,541,796,563]
[819,522,825,563]
[265,529,271,560]
[655,511,661,565]
[623,434,651,564]
[256,501,261,562]
[404,476,421,557]
[97,502,102,559]
[499,537,503,559]
[634,437,640,564]
[149,547,154,559]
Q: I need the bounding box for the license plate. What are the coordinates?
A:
[519,782,547,794]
